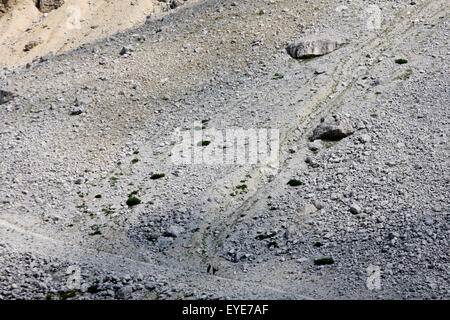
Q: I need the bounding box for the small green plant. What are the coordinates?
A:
[110,176,119,186]
[150,173,165,180]
[59,289,78,300]
[236,184,248,190]
[133,150,140,155]
[198,140,211,146]
[287,179,302,187]
[94,194,102,199]
[126,197,141,206]
[272,73,284,80]
[128,190,139,197]
[102,208,114,216]
[267,241,279,248]
[131,158,140,164]
[255,232,277,240]
[395,58,408,64]
[314,257,334,265]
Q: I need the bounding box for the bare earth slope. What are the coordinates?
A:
[0,0,197,68]
[0,0,448,299]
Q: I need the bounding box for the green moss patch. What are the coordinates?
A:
[287,179,303,187]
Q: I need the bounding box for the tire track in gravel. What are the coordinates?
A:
[192,0,447,282]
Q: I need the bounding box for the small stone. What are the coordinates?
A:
[115,286,133,299]
[297,204,318,215]
[163,225,185,238]
[359,134,372,143]
[308,141,321,152]
[24,40,40,52]
[350,203,362,214]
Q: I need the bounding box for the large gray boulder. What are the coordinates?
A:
[310,114,354,141]
[287,36,344,59]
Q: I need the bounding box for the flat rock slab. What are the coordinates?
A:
[287,36,344,59]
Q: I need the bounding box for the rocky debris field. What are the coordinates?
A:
[0,0,448,299]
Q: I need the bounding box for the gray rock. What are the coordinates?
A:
[170,0,184,9]
[308,141,322,152]
[74,95,91,106]
[120,46,133,56]
[23,40,40,52]
[115,285,133,299]
[287,36,344,59]
[163,225,185,238]
[0,90,14,105]
[350,203,362,215]
[359,134,372,144]
[35,0,65,13]
[310,114,354,141]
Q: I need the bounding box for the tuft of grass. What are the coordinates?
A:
[131,158,140,164]
[150,173,165,180]
[59,290,78,300]
[110,176,119,186]
[126,197,141,207]
[133,150,140,155]
[395,58,408,64]
[287,179,303,187]
[128,190,139,197]
[255,232,277,240]
[102,208,114,216]
[272,73,284,80]
[314,257,334,265]
[198,140,211,146]
[267,241,279,248]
